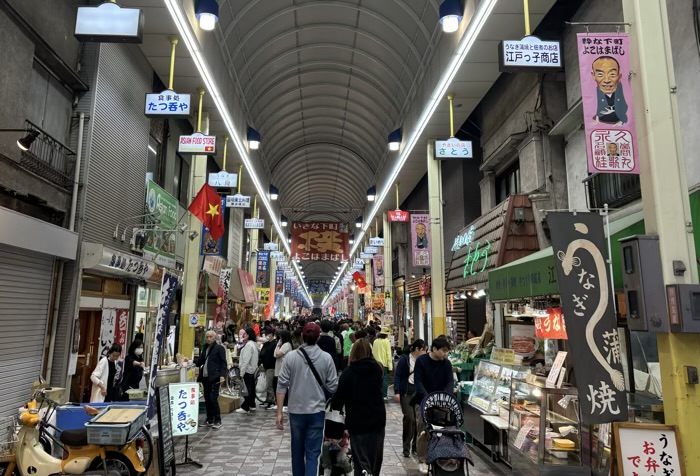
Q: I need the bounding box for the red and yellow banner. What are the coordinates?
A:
[291,221,349,261]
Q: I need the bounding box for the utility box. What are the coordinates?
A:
[666,284,700,333]
[619,235,668,332]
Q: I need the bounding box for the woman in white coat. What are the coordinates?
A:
[90,343,122,403]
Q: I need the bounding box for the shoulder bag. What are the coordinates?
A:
[297,347,334,402]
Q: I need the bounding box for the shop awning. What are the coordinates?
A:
[81,242,163,284]
[488,210,645,301]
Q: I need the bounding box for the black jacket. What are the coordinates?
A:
[195,342,227,382]
[260,339,278,370]
[317,334,338,367]
[121,354,144,391]
[331,358,386,434]
[393,354,412,396]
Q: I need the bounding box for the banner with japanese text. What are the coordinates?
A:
[291,221,349,261]
[274,270,284,312]
[534,307,568,340]
[578,33,639,174]
[256,251,270,285]
[146,272,179,419]
[215,268,232,331]
[548,212,627,424]
[307,280,330,296]
[411,214,431,267]
[372,253,385,286]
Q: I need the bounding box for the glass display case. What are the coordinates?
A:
[507,377,589,475]
[468,360,529,415]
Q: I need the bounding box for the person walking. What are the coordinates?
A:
[119,340,145,401]
[194,331,227,428]
[317,320,338,368]
[341,323,353,369]
[273,330,294,411]
[413,337,454,474]
[372,327,393,400]
[331,338,386,476]
[236,328,260,414]
[260,327,278,410]
[276,322,338,476]
[393,339,427,457]
[90,343,122,403]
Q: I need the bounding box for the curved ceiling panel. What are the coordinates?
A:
[216,0,444,280]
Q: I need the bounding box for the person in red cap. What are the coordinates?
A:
[276,322,338,476]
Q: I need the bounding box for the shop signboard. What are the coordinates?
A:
[359,252,373,260]
[534,307,568,340]
[387,209,409,222]
[614,423,683,476]
[208,171,237,188]
[291,221,349,262]
[75,3,143,43]
[178,132,216,154]
[144,180,178,269]
[577,33,639,174]
[244,218,265,229]
[435,138,473,159]
[548,212,628,424]
[187,313,206,328]
[256,251,270,285]
[238,269,257,303]
[168,382,200,436]
[369,237,384,247]
[411,214,431,267]
[488,252,558,301]
[364,246,379,255]
[225,194,251,208]
[372,254,384,285]
[270,251,285,260]
[145,90,190,118]
[146,272,178,419]
[277,262,289,271]
[256,287,271,303]
[490,347,515,365]
[202,255,226,276]
[264,242,278,251]
[499,36,562,73]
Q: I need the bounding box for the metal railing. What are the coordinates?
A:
[584,172,642,210]
[19,120,76,189]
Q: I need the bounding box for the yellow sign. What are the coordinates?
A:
[187,313,206,328]
[256,287,270,303]
[490,347,515,365]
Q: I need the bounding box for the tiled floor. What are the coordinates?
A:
[175,398,506,475]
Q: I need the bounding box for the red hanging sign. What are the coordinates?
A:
[388,209,410,222]
[534,307,568,339]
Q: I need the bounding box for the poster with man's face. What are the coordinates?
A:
[411,214,431,267]
[577,33,639,174]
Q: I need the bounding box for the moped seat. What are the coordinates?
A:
[60,428,89,447]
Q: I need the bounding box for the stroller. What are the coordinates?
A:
[420,391,473,476]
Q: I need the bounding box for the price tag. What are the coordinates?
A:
[514,420,537,450]
[546,351,567,388]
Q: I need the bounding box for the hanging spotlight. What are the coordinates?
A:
[247,127,261,150]
[366,185,377,202]
[349,234,355,245]
[269,184,279,201]
[195,0,219,31]
[355,216,363,229]
[439,0,463,33]
[17,129,40,151]
[474,289,486,298]
[458,291,467,300]
[387,128,402,151]
[287,232,292,243]
[281,214,288,227]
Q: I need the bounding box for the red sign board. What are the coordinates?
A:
[534,307,568,339]
[291,221,349,261]
[388,209,410,222]
[238,269,257,303]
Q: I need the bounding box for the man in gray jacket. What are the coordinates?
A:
[276,322,338,476]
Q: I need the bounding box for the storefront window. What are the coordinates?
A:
[496,161,521,203]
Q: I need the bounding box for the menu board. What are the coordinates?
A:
[614,423,684,476]
[157,385,176,474]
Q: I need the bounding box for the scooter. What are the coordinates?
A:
[10,388,152,476]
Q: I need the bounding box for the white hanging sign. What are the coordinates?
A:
[244,218,265,229]
[225,194,251,208]
[208,171,237,188]
[178,132,216,154]
[145,90,190,118]
[264,242,279,251]
[435,138,473,159]
[369,237,384,247]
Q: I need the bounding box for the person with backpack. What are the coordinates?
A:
[276,322,338,476]
[393,339,427,457]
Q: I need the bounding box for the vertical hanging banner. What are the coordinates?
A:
[372,253,385,286]
[256,250,270,285]
[146,272,179,419]
[411,214,431,267]
[577,33,639,174]
[215,268,232,331]
[274,270,284,312]
[291,222,349,261]
[548,212,627,424]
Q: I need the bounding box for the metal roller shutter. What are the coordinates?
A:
[0,244,55,419]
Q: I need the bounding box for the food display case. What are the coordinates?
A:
[464,360,529,462]
[507,377,589,475]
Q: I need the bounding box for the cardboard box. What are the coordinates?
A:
[218,394,241,414]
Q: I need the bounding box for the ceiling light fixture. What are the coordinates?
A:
[366,185,376,202]
[269,184,279,201]
[439,0,463,33]
[247,127,261,150]
[163,0,315,305]
[349,234,354,245]
[387,128,402,151]
[194,0,218,31]
[325,0,498,304]
[281,214,288,227]
[355,216,363,229]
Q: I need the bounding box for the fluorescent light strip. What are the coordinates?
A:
[323,0,498,305]
[163,0,314,305]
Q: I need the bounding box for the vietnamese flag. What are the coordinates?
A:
[188,183,224,240]
[352,271,366,289]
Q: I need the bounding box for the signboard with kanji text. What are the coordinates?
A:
[168,383,199,436]
[145,90,190,118]
[499,36,562,72]
[387,210,410,222]
[225,194,251,208]
[435,138,473,159]
[614,423,684,476]
[245,218,265,229]
[291,221,349,261]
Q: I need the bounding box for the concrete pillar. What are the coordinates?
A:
[479,171,496,215]
[427,142,446,338]
[383,213,393,314]
[622,0,700,470]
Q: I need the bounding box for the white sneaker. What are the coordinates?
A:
[283,407,288,413]
[270,405,278,410]
[250,407,257,412]
[235,408,249,414]
[418,463,429,474]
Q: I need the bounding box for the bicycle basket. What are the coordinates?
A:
[0,416,18,461]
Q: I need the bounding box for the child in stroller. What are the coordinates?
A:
[420,391,473,475]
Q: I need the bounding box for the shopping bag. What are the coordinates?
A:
[256,371,267,395]
[324,404,345,440]
[240,378,248,397]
